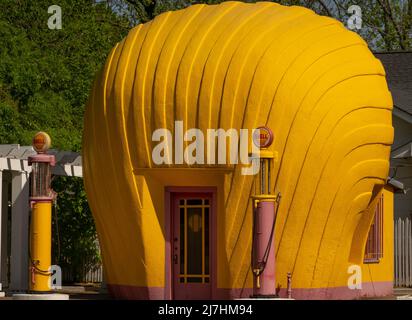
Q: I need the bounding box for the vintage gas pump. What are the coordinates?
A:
[28,132,55,292]
[251,126,281,297]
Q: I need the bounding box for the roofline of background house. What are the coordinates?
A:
[373,51,412,54]
[393,106,412,124]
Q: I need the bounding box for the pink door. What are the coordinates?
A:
[172,193,212,299]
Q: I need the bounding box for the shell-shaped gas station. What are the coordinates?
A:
[83,2,394,299]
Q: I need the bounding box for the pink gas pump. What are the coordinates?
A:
[250,126,281,298]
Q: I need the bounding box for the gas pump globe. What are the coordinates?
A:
[250,126,281,298]
[28,132,55,292]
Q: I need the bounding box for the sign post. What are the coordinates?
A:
[251,126,281,298]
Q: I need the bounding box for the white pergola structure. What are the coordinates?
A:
[0,144,82,293]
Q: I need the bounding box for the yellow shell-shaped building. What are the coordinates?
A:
[83,2,394,299]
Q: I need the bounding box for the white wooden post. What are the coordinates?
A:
[10,171,29,292]
[0,170,3,294]
[0,171,9,291]
[409,217,412,287]
[0,169,9,295]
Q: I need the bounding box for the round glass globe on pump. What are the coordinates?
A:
[32,132,52,154]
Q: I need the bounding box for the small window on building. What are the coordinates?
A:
[364,193,384,263]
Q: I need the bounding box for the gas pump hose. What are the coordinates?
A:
[251,192,281,279]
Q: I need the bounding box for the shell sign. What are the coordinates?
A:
[253,126,274,149]
[32,132,51,153]
[83,2,394,300]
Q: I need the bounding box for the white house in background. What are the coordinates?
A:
[377,52,412,288]
[376,52,412,220]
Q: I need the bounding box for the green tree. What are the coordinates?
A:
[110,0,411,50]
[52,177,100,283]
[330,0,412,51]
[0,0,131,147]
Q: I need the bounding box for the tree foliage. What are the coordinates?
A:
[51,177,100,282]
[109,0,412,50]
[307,0,412,51]
[0,0,129,149]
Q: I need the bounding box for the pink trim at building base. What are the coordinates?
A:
[107,281,393,300]
[277,281,393,300]
[108,285,165,300]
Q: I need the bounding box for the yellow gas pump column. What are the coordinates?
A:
[250,126,281,297]
[28,132,55,292]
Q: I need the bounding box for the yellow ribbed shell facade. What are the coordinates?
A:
[83,2,394,299]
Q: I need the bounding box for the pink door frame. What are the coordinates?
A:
[164,186,217,300]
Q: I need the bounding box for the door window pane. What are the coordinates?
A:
[205,207,209,275]
[187,199,202,205]
[187,207,202,275]
[180,207,184,274]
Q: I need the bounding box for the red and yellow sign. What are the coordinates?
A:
[253,126,274,149]
[32,131,51,153]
